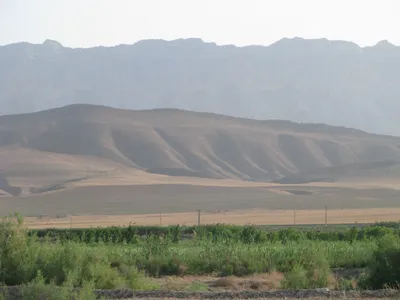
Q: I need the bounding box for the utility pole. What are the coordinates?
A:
[325,205,328,227]
[159,212,162,226]
[197,210,201,226]
[293,208,296,225]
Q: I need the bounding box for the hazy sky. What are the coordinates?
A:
[1,0,399,48]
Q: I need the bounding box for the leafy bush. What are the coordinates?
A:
[21,271,96,300]
[281,264,309,289]
[0,214,41,285]
[281,247,330,289]
[0,215,157,291]
[360,234,400,289]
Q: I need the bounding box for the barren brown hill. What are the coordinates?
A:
[1,104,400,189]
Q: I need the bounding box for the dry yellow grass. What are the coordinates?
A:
[71,169,400,189]
[25,207,400,228]
[3,180,400,218]
[155,273,285,291]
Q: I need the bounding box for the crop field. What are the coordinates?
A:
[1,215,400,299]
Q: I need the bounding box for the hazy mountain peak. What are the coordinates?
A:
[43,39,63,47]
[41,39,64,53]
[374,39,397,48]
[268,37,361,55]
[272,36,330,46]
[171,37,206,44]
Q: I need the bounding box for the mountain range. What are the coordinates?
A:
[1,37,400,135]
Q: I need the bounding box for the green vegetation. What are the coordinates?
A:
[31,221,400,244]
[19,274,96,300]
[1,214,400,296]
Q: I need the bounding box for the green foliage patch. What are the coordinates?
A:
[1,214,400,292]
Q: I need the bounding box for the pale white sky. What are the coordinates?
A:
[1,0,399,48]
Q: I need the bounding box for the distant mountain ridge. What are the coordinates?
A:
[1,37,400,134]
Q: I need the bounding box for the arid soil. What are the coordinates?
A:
[24,207,400,228]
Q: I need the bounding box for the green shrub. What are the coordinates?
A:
[360,234,400,289]
[21,271,96,300]
[0,215,161,291]
[281,264,309,289]
[117,264,160,290]
[0,214,41,285]
[281,248,330,289]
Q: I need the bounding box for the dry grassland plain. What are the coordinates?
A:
[1,182,399,213]
[25,207,400,229]
[1,177,400,228]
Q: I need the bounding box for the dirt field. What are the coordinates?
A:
[3,183,400,218]
[24,207,400,228]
